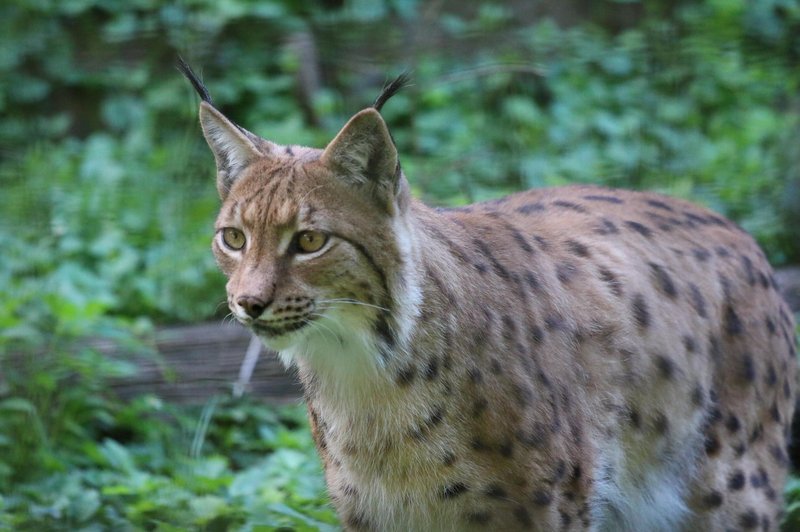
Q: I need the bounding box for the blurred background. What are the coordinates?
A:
[1,0,799,529]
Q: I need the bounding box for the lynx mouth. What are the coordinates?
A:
[248,316,315,338]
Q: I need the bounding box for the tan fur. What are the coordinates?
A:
[193,91,796,531]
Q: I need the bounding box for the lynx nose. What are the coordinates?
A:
[237,296,270,319]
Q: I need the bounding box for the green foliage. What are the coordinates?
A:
[1,0,799,529]
[0,398,336,529]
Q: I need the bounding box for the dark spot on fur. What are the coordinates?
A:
[516,423,547,448]
[424,357,440,380]
[683,335,697,354]
[514,506,533,526]
[749,475,764,489]
[702,491,724,508]
[532,234,549,251]
[749,424,764,444]
[725,305,744,336]
[396,365,416,386]
[566,239,591,257]
[646,198,674,212]
[765,363,777,387]
[705,433,721,456]
[741,255,757,286]
[688,283,708,318]
[728,470,745,491]
[740,353,756,382]
[441,482,469,499]
[525,270,541,291]
[653,411,669,434]
[595,218,619,235]
[466,511,492,524]
[468,367,483,384]
[708,334,722,362]
[692,247,711,262]
[471,437,490,452]
[557,262,579,284]
[472,397,489,417]
[655,355,676,380]
[584,194,623,203]
[691,384,704,407]
[553,200,587,213]
[769,444,788,466]
[474,238,510,280]
[625,220,653,238]
[683,211,710,226]
[498,439,514,458]
[719,273,733,301]
[485,484,507,499]
[532,490,552,506]
[551,460,567,484]
[649,262,678,298]
[770,403,781,424]
[545,314,566,331]
[766,316,776,335]
[631,293,650,329]
[374,314,396,347]
[707,407,722,426]
[530,324,544,344]
[598,266,623,296]
[629,408,642,429]
[516,202,546,215]
[511,228,534,253]
[725,414,741,433]
[739,509,759,529]
[733,442,747,457]
[645,211,677,231]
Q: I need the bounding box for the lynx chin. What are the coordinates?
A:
[180,61,796,531]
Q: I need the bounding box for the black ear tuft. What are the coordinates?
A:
[177,57,213,104]
[373,72,412,112]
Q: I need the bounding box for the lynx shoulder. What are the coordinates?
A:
[181,63,797,531]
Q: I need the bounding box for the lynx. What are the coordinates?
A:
[180,61,797,531]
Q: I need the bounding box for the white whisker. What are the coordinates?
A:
[318,298,390,313]
[221,312,237,326]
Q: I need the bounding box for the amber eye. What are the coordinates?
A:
[296,230,328,253]
[221,228,246,250]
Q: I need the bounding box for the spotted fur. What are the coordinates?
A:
[182,65,797,531]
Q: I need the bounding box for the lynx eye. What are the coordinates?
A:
[221,228,246,250]
[295,230,328,253]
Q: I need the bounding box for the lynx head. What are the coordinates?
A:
[179,60,419,369]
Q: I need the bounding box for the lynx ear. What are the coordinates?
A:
[321,108,400,204]
[199,102,269,199]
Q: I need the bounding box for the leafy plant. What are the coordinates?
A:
[1,0,799,529]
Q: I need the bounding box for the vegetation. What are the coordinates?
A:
[0,0,798,529]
